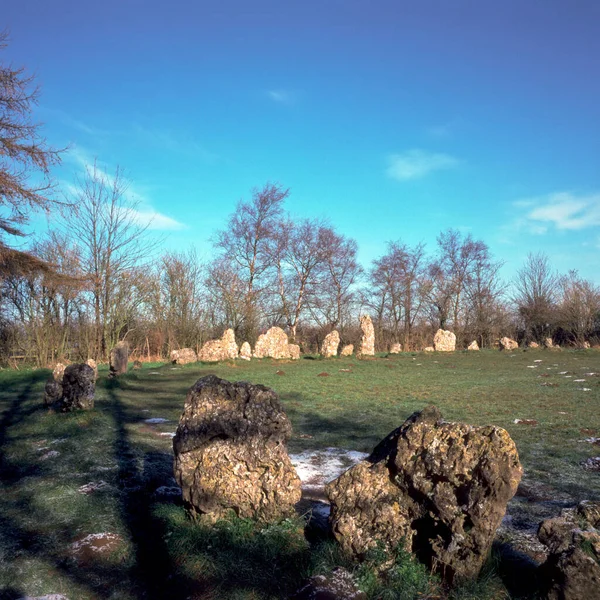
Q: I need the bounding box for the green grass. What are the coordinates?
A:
[0,349,598,599]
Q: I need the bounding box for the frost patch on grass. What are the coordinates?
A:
[290,448,369,491]
[154,486,181,498]
[78,480,112,494]
[579,437,600,445]
[18,595,70,600]
[582,457,600,471]
[39,450,60,461]
[144,418,169,424]
[70,532,123,559]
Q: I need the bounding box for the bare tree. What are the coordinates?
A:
[308,229,362,333]
[557,271,600,346]
[64,161,156,359]
[1,231,83,365]
[367,241,427,350]
[269,218,336,340]
[513,252,559,343]
[0,31,64,277]
[214,182,288,342]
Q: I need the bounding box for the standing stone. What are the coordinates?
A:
[359,315,375,356]
[389,343,402,354]
[424,346,434,352]
[86,358,98,380]
[253,327,292,359]
[109,341,129,377]
[528,341,540,348]
[544,337,554,348]
[340,344,354,357]
[326,406,522,584]
[583,341,591,349]
[467,341,479,351]
[198,329,239,362]
[500,337,519,351]
[58,364,95,411]
[538,501,600,600]
[433,329,456,352]
[170,348,198,365]
[173,375,301,522]
[288,343,301,360]
[53,363,66,383]
[239,341,252,360]
[44,378,63,407]
[321,331,340,358]
[221,328,239,359]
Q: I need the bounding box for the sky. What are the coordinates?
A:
[3,0,600,282]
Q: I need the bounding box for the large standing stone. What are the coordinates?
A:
[43,378,63,407]
[58,364,95,411]
[500,337,518,351]
[86,358,98,381]
[389,343,402,354]
[288,343,301,360]
[170,348,198,365]
[359,315,375,356]
[198,329,239,362]
[253,327,292,359]
[544,337,554,348]
[321,331,340,358]
[528,341,539,348]
[433,329,456,352]
[173,375,301,522]
[538,501,600,600]
[467,340,479,351]
[340,344,354,357]
[326,406,522,584]
[239,341,252,360]
[109,341,129,377]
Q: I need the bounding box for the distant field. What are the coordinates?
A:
[0,349,598,599]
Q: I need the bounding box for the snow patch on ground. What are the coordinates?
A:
[290,448,369,491]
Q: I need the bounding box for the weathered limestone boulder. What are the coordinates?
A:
[170,348,198,365]
[239,341,252,360]
[292,567,367,600]
[326,406,522,584]
[53,363,66,383]
[467,340,479,351]
[500,337,518,351]
[340,344,354,357]
[389,343,402,354]
[583,341,591,349]
[253,327,292,359]
[109,341,129,377]
[544,337,554,348]
[424,346,434,352]
[288,343,301,360]
[198,329,239,362]
[86,358,98,380]
[433,329,456,352]
[528,341,539,348]
[359,315,375,356]
[173,375,301,522]
[221,328,239,359]
[538,501,600,600]
[321,331,340,358]
[57,364,95,411]
[43,378,63,407]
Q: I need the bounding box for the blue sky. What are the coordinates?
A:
[4,0,600,282]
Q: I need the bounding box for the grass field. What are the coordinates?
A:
[0,349,599,599]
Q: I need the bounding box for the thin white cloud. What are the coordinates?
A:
[64,146,185,231]
[126,207,187,231]
[386,149,460,181]
[266,89,294,104]
[517,192,600,232]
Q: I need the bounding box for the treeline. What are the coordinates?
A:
[1,172,599,368]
